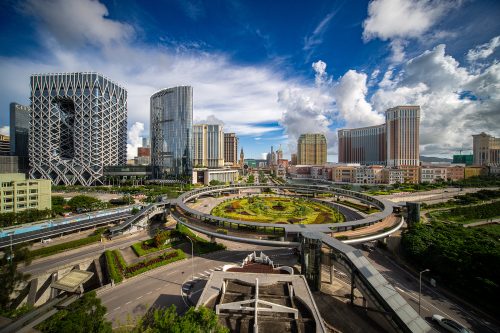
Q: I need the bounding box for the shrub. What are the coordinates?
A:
[29,228,105,259]
[216,228,228,235]
[105,250,123,283]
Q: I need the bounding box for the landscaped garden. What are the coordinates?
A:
[211,196,344,224]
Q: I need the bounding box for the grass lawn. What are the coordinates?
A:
[211,196,344,224]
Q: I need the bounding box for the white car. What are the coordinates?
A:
[432,315,472,333]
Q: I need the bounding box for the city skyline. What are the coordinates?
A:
[0,0,499,161]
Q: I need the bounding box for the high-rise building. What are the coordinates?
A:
[29,73,127,185]
[224,133,239,166]
[472,132,500,166]
[151,86,193,179]
[193,124,224,168]
[276,145,283,160]
[240,148,244,167]
[338,106,420,167]
[386,106,420,167]
[338,124,386,165]
[297,134,327,165]
[0,134,9,156]
[10,103,30,157]
[142,137,150,148]
[291,153,297,165]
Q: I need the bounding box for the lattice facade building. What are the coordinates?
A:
[29,73,127,186]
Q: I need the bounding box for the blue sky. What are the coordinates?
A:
[0,0,499,160]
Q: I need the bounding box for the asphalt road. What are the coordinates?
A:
[99,243,293,329]
[363,247,499,333]
[20,231,154,276]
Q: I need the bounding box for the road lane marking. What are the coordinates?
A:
[137,296,143,300]
[146,291,152,295]
[125,301,131,305]
[113,306,121,311]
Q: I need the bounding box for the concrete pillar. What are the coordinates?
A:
[27,278,38,306]
[210,235,216,243]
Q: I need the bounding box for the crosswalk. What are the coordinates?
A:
[181,265,225,294]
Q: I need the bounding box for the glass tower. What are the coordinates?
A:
[29,72,127,186]
[150,86,193,180]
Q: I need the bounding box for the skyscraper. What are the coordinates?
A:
[224,133,239,166]
[386,106,420,167]
[473,132,500,166]
[297,134,327,165]
[29,72,127,185]
[9,103,30,157]
[338,105,420,167]
[151,86,193,179]
[193,124,224,168]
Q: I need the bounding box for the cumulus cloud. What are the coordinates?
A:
[0,126,9,136]
[278,60,334,153]
[466,35,500,62]
[363,0,455,41]
[20,0,134,48]
[126,122,145,160]
[363,0,460,64]
[333,70,385,128]
[371,44,500,156]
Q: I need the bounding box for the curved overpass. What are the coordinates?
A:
[174,184,395,234]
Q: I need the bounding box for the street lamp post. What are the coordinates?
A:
[419,269,430,316]
[186,236,194,282]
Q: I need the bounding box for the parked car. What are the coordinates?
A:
[362,243,375,252]
[432,315,472,333]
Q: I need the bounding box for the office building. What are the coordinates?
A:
[472,132,500,166]
[0,135,9,156]
[193,124,224,168]
[0,156,21,174]
[291,153,297,165]
[192,167,238,185]
[297,134,327,165]
[10,103,30,157]
[338,106,420,167]
[151,86,193,180]
[142,137,150,148]
[137,147,150,157]
[29,73,127,186]
[0,173,51,213]
[223,133,238,166]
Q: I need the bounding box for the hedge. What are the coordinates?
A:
[105,248,185,282]
[131,239,173,257]
[216,228,228,235]
[29,229,105,259]
[176,224,226,254]
[105,250,123,283]
[125,249,185,278]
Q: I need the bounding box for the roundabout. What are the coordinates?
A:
[172,183,399,240]
[211,195,345,224]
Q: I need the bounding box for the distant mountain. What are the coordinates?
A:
[420,155,453,163]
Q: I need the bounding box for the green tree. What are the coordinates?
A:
[51,196,66,206]
[135,305,228,333]
[0,245,32,315]
[37,291,111,333]
[67,195,101,212]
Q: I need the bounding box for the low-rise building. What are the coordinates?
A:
[0,173,51,213]
[192,168,239,185]
[331,165,357,183]
[355,165,384,184]
[464,166,487,178]
[288,165,312,179]
[420,166,447,183]
[445,165,465,181]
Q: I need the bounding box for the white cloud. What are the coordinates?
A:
[466,35,500,62]
[0,126,9,136]
[303,9,338,61]
[389,39,407,63]
[363,0,455,41]
[21,0,134,47]
[193,115,225,126]
[126,122,145,159]
[312,60,328,85]
[371,44,500,156]
[333,70,385,128]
